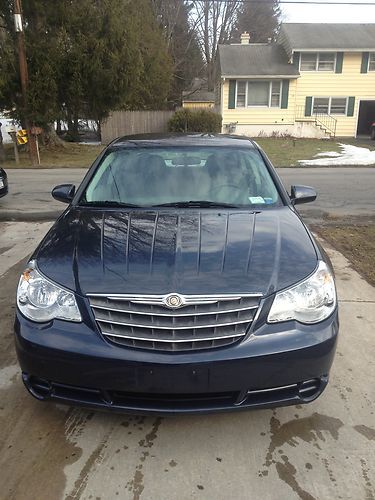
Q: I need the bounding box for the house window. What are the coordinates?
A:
[313,98,329,114]
[369,53,375,71]
[330,98,347,114]
[318,53,336,71]
[270,81,281,107]
[300,53,317,71]
[236,81,246,107]
[247,81,270,106]
[312,97,348,115]
[236,80,282,108]
[300,52,336,71]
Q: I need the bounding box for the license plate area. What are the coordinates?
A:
[135,365,210,393]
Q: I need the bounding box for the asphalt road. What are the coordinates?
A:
[0,167,374,222]
[0,224,374,499]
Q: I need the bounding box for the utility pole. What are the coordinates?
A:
[14,0,40,166]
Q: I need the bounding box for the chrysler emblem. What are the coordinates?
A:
[164,293,183,309]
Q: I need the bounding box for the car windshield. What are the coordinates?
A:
[81,146,282,208]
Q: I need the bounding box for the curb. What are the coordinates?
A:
[0,211,60,222]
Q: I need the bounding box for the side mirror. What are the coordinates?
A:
[52,184,76,204]
[290,185,317,205]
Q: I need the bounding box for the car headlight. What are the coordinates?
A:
[268,261,336,324]
[17,261,81,323]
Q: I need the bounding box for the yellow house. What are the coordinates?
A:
[182,89,215,109]
[216,24,375,138]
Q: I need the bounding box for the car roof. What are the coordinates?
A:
[110,133,257,149]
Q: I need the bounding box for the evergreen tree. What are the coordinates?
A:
[0,0,172,139]
[231,0,281,43]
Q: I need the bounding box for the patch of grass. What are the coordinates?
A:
[315,225,375,286]
[255,137,341,167]
[2,142,104,168]
[340,137,375,151]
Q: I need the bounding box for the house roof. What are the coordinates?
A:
[182,89,215,102]
[218,44,299,78]
[280,23,375,51]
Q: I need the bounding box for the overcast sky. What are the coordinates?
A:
[281,0,375,22]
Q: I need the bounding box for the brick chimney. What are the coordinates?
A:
[240,32,250,44]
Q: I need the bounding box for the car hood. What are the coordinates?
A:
[35,207,317,297]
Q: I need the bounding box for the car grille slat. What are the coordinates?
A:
[88,293,261,352]
[96,316,252,330]
[90,303,257,317]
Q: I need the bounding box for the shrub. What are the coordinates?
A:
[168,109,222,133]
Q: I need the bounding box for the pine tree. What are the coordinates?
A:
[230,0,281,43]
[0,0,173,140]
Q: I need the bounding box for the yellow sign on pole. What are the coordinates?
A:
[16,129,28,145]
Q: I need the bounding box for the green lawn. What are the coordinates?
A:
[2,136,374,169]
[315,224,375,287]
[2,142,104,168]
[255,136,375,167]
[255,137,341,167]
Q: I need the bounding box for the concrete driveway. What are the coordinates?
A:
[0,223,374,499]
[0,167,374,222]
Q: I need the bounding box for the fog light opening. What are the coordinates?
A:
[298,378,321,400]
[23,373,52,400]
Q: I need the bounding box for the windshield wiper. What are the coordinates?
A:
[152,200,244,208]
[79,200,144,208]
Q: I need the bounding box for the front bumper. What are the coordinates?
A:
[14,309,338,415]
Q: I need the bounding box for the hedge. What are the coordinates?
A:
[168,109,222,133]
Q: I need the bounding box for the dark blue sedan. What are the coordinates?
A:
[14,134,338,414]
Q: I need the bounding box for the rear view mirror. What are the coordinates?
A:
[290,185,317,205]
[52,184,76,204]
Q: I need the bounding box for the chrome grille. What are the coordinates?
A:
[88,293,262,351]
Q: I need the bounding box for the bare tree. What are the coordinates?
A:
[188,0,240,90]
[152,0,204,103]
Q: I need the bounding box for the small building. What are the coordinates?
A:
[216,24,375,138]
[182,89,215,110]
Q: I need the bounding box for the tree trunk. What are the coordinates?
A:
[206,61,215,91]
[71,112,80,142]
[43,124,67,148]
[96,120,101,142]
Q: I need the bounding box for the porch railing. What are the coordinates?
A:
[295,106,337,138]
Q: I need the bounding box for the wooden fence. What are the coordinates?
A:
[101,110,175,144]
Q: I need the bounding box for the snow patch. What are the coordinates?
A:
[78,141,101,146]
[299,143,375,166]
[314,151,342,158]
